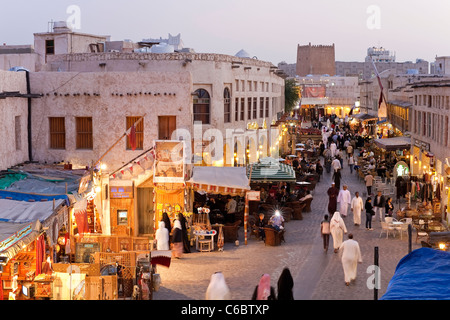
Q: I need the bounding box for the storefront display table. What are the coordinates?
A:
[193,230,216,252]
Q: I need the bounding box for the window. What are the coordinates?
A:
[235,98,239,121]
[248,97,252,119]
[446,116,449,147]
[240,98,245,121]
[235,80,239,92]
[126,116,144,150]
[253,98,257,119]
[45,39,55,55]
[15,116,21,151]
[427,112,431,137]
[158,116,176,140]
[76,117,93,150]
[260,97,264,118]
[49,117,65,149]
[248,81,252,91]
[224,88,231,123]
[193,89,210,124]
[265,97,269,118]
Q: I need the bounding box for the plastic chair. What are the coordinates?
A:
[380,222,396,239]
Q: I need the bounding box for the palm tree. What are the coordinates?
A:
[284,78,300,113]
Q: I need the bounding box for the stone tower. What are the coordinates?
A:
[296,43,336,76]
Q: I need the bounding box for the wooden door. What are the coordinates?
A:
[158,116,176,140]
[137,187,154,236]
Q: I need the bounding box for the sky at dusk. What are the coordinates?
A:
[2,0,450,65]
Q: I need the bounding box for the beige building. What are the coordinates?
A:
[0,70,30,170]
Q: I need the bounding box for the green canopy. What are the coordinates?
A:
[247,157,296,183]
[0,173,27,190]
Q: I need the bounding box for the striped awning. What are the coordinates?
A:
[186,166,250,196]
[248,158,296,183]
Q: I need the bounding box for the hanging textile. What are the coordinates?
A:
[73,198,88,234]
[35,235,45,275]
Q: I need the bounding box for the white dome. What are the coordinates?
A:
[235,49,251,58]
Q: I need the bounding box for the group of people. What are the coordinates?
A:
[205,267,294,300]
[154,211,191,259]
[320,212,362,286]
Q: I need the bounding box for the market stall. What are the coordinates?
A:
[186,166,251,246]
[0,195,70,300]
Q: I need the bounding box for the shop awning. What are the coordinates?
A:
[0,220,41,262]
[353,113,378,122]
[374,136,411,151]
[186,166,250,196]
[247,157,296,183]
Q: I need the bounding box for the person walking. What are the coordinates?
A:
[171,220,184,259]
[365,197,374,230]
[277,268,294,300]
[339,234,362,286]
[327,183,339,216]
[348,154,354,174]
[155,221,170,250]
[205,272,232,300]
[350,191,364,226]
[337,185,351,217]
[333,169,342,190]
[373,190,386,222]
[321,214,331,252]
[330,211,347,253]
[364,173,374,196]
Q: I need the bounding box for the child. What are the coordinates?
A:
[320,214,331,252]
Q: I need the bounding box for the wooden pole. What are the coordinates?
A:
[374,246,379,301]
[244,164,254,245]
[93,114,146,167]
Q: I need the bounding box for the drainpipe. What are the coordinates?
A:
[25,70,32,162]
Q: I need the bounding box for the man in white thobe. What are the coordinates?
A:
[339,234,362,286]
[350,192,364,226]
[329,142,337,157]
[331,157,341,172]
[337,185,351,217]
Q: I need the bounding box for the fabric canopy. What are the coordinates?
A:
[381,248,450,300]
[374,136,411,151]
[186,166,250,196]
[248,157,296,183]
[353,113,378,122]
[0,198,65,223]
[0,220,41,261]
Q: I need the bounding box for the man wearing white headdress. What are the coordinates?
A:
[330,211,347,253]
[339,234,362,286]
[155,221,169,250]
[337,185,351,217]
[350,191,364,226]
[205,272,232,300]
[329,141,337,158]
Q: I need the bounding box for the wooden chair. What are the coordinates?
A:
[263,227,285,246]
[289,202,306,220]
[300,197,313,212]
[222,220,241,242]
